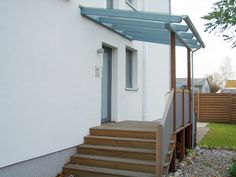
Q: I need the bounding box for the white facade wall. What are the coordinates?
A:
[0,0,171,169]
[142,0,171,121]
[0,0,143,168]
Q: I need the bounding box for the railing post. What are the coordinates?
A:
[182,89,185,127]
[156,125,163,177]
[198,92,200,121]
[170,32,176,172]
[179,89,185,160]
[187,48,193,148]
[171,32,176,132]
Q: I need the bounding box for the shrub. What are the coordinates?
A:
[229,160,236,177]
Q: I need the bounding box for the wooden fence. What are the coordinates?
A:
[194,93,236,123]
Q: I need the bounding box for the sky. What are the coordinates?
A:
[171,0,236,79]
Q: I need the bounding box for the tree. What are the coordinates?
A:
[206,57,234,90]
[206,73,222,92]
[202,0,236,47]
[220,57,234,84]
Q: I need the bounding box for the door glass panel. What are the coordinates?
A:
[101,47,112,123]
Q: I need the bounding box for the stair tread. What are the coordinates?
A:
[91,121,159,132]
[163,162,170,167]
[64,164,156,177]
[85,135,156,142]
[91,127,156,132]
[79,144,156,154]
[72,154,156,165]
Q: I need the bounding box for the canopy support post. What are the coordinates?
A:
[170,32,176,172]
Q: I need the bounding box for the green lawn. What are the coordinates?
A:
[199,123,236,149]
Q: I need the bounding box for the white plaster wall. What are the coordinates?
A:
[0,0,142,168]
[142,0,171,121]
[142,44,171,121]
[114,44,143,122]
[113,1,144,121]
[144,0,170,13]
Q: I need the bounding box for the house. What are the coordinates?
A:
[177,78,211,93]
[217,80,236,93]
[0,0,204,177]
[225,80,236,88]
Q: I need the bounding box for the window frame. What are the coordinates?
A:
[126,49,133,89]
[125,48,138,91]
[106,0,113,9]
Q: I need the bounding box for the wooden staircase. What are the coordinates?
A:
[62,121,175,177]
[162,133,176,176]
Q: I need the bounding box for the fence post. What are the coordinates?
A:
[229,94,232,123]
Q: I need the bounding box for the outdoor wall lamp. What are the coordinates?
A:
[97,48,104,54]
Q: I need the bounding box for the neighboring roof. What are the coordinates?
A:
[225,80,236,88]
[217,88,236,94]
[80,7,205,50]
[176,78,208,87]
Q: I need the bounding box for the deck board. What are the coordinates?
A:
[92,121,160,132]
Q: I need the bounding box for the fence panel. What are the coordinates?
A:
[232,95,236,123]
[194,93,236,123]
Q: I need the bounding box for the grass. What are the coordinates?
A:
[199,123,236,149]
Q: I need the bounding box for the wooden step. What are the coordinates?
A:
[90,128,156,139]
[84,135,156,149]
[63,164,156,177]
[77,144,156,160]
[71,154,156,173]
[162,162,170,175]
[165,150,173,162]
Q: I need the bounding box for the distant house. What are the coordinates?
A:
[225,80,236,88]
[217,80,236,94]
[177,78,211,93]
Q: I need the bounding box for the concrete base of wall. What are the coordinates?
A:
[0,147,76,177]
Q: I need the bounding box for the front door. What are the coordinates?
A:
[101,46,112,123]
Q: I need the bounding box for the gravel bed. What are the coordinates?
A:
[168,147,236,177]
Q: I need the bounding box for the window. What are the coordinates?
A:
[126,48,138,90]
[126,49,133,88]
[106,0,113,9]
[127,0,133,4]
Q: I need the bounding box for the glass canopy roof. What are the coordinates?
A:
[80,6,205,50]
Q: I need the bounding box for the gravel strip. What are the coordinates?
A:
[168,147,236,177]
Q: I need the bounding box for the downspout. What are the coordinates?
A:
[191,47,200,148]
[182,16,205,148]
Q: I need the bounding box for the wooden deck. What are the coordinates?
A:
[61,120,191,177]
[93,120,160,132]
[63,121,160,177]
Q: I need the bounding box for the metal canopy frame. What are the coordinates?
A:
[80,6,205,174]
[80,6,205,50]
